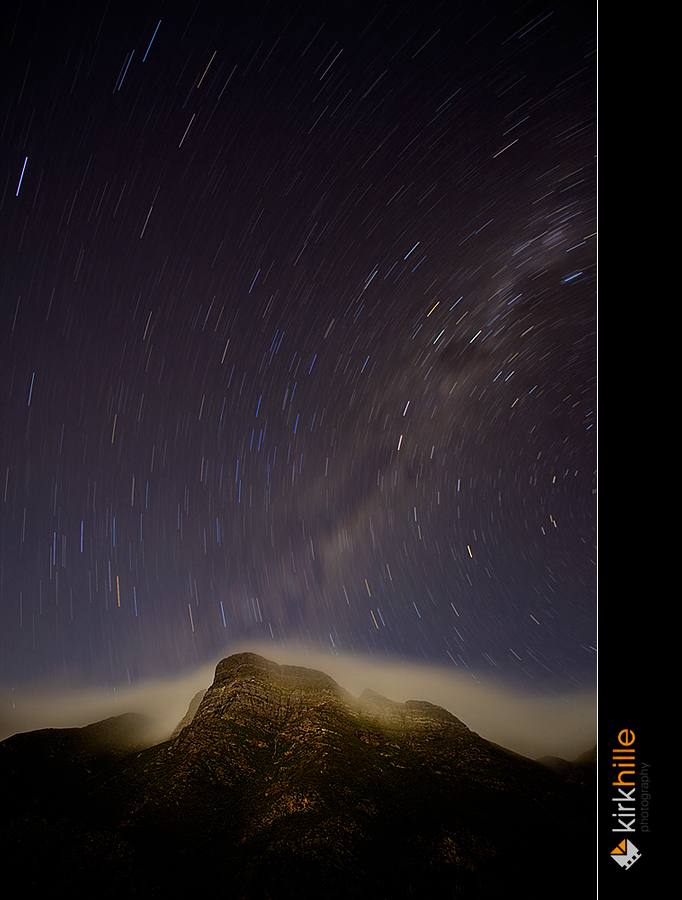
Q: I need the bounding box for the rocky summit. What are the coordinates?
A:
[0,653,596,898]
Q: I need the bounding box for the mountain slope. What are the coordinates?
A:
[0,653,595,898]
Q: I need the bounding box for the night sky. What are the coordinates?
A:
[1,0,596,703]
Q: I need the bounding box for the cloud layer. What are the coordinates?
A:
[0,642,595,760]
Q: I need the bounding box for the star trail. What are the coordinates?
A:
[0,1,596,699]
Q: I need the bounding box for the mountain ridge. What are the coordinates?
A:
[0,652,595,898]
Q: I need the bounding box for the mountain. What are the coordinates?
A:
[0,653,595,898]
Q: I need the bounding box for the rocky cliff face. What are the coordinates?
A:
[0,653,596,899]
[180,652,358,736]
[173,652,472,762]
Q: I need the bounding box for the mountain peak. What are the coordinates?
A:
[0,653,596,898]
[174,652,354,741]
[174,652,469,741]
[213,651,348,697]
[357,687,469,731]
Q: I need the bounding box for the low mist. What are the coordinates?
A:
[0,643,596,760]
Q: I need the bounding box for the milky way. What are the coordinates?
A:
[0,1,596,693]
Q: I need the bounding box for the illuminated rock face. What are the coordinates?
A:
[0,652,596,899]
[177,652,470,737]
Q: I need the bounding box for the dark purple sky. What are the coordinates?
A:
[0,0,596,695]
